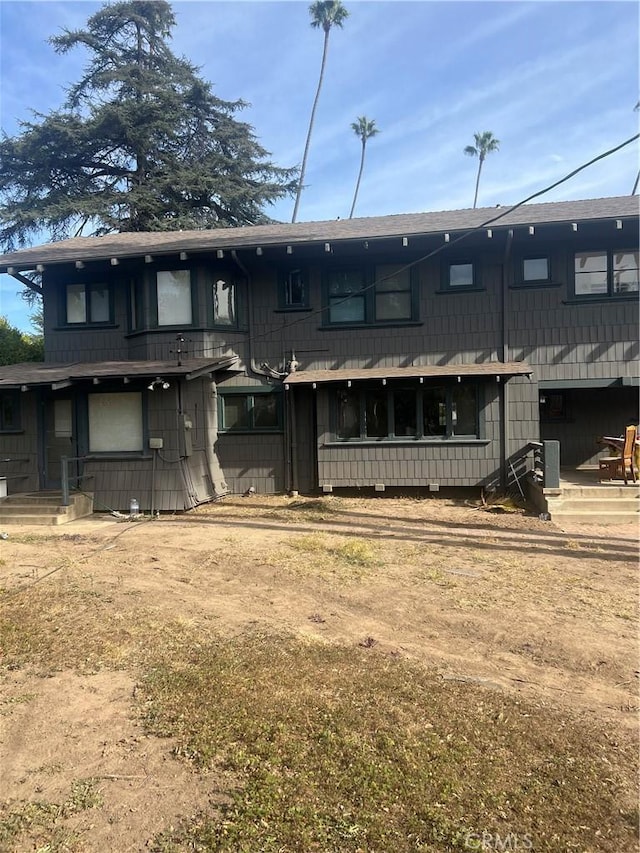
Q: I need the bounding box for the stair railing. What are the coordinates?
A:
[60,456,93,506]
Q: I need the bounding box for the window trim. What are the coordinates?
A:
[439,259,484,293]
[322,264,419,327]
[218,389,283,433]
[0,390,22,433]
[331,382,483,442]
[571,248,639,300]
[206,270,248,331]
[278,267,310,311]
[60,281,114,327]
[151,268,197,328]
[511,255,553,287]
[80,390,148,456]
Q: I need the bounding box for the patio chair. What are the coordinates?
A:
[598,424,637,484]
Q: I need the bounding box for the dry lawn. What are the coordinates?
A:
[0,495,638,851]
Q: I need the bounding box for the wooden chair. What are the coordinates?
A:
[598,425,637,484]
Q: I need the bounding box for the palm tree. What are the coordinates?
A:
[464,131,500,208]
[348,116,379,219]
[291,0,349,223]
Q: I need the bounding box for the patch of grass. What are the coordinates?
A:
[142,634,638,853]
[0,692,35,715]
[282,534,380,580]
[0,778,102,852]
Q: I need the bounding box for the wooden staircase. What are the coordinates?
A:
[0,492,94,526]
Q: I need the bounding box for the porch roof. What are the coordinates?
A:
[0,356,238,389]
[283,361,532,386]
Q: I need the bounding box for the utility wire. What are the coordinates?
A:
[191,131,639,364]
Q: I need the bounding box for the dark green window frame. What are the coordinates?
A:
[0,391,21,432]
[572,249,639,299]
[206,271,248,330]
[61,281,113,326]
[519,255,551,285]
[278,267,310,310]
[152,269,197,328]
[219,390,282,433]
[322,264,419,326]
[441,260,483,292]
[332,383,481,441]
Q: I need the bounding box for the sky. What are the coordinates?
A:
[0,0,638,331]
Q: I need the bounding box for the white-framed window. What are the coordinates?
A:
[88,392,143,452]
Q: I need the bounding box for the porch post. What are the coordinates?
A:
[543,440,560,489]
[60,456,70,506]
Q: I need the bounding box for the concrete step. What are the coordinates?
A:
[550,510,640,526]
[0,513,68,526]
[0,492,93,525]
[559,486,640,499]
[549,498,640,514]
[0,503,69,515]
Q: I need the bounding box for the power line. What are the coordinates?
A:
[195,132,639,362]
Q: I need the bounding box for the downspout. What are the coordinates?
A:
[231,250,292,494]
[500,229,514,490]
[230,250,282,381]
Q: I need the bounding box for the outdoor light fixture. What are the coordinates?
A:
[148,378,170,391]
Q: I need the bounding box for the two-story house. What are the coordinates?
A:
[0,195,637,513]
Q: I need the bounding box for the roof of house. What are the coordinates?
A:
[0,196,637,272]
[283,362,533,385]
[0,356,237,389]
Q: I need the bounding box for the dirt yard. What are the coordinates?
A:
[0,495,638,851]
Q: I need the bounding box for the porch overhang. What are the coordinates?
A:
[539,376,639,390]
[0,356,238,390]
[283,361,532,388]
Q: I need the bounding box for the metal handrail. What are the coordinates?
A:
[60,455,93,506]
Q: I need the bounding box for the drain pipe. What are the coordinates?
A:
[230,250,282,380]
[500,229,514,490]
[231,250,292,493]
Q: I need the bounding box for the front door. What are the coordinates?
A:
[41,396,79,490]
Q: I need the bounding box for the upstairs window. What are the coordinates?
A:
[213,274,247,329]
[574,250,639,297]
[374,265,412,321]
[279,268,309,310]
[64,283,111,325]
[522,256,550,283]
[441,260,482,292]
[156,270,193,326]
[325,265,417,326]
[327,270,366,323]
